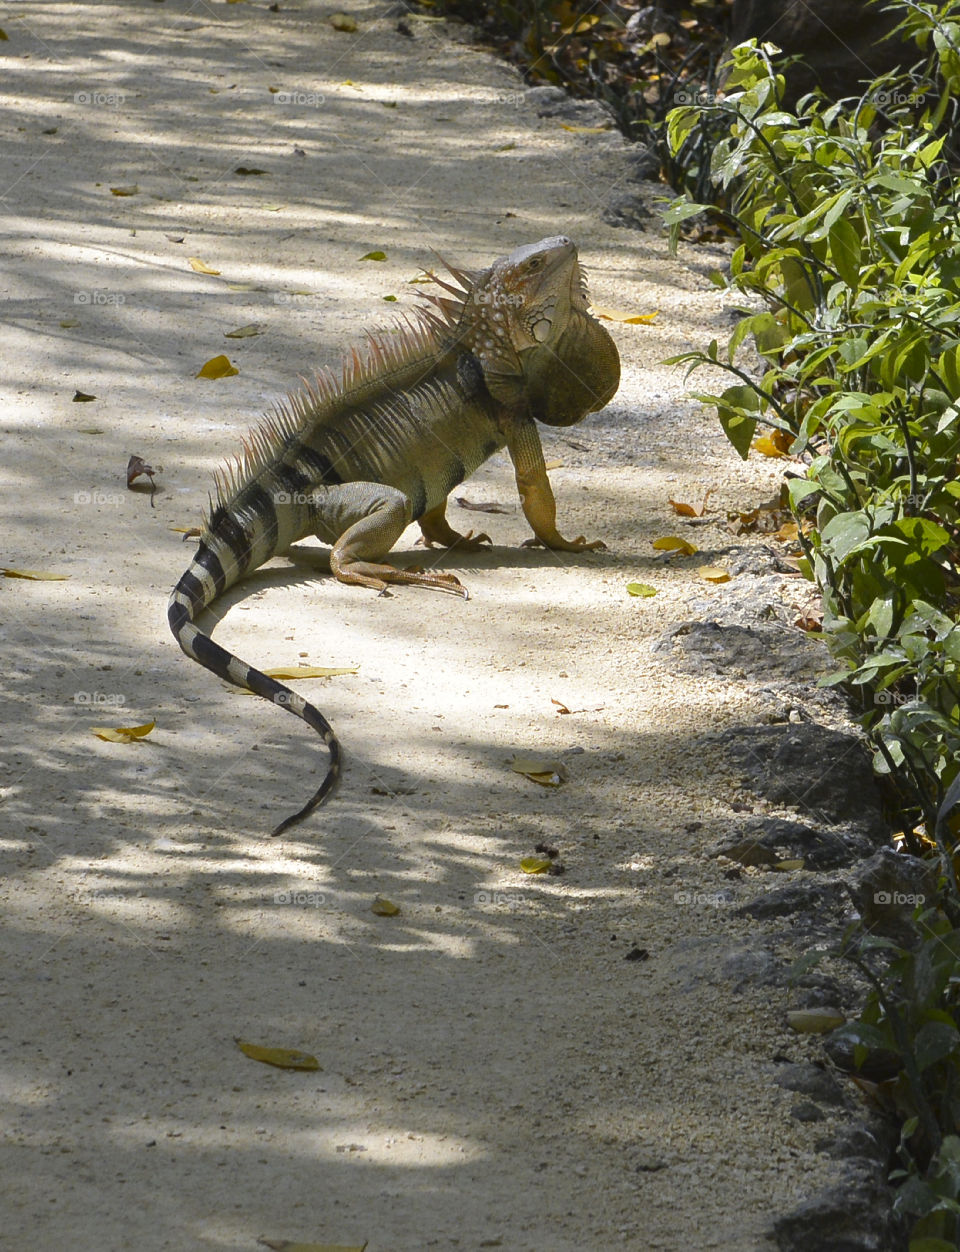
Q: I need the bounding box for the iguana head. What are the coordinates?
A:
[424,236,621,427]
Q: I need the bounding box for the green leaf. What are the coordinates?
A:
[829,217,861,292]
[714,384,760,460]
[914,1020,960,1071]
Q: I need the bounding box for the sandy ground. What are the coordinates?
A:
[1,4,872,1250]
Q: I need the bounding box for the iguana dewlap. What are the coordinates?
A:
[168,236,620,833]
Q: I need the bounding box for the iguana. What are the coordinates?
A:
[168,235,620,834]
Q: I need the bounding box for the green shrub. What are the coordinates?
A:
[663,6,960,1240]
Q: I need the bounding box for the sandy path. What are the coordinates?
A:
[1,4,871,1250]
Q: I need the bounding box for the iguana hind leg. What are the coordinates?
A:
[417,501,492,551]
[325,483,467,596]
[506,418,606,552]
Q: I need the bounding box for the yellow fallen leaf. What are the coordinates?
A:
[196,354,238,379]
[520,857,552,874]
[626,582,657,597]
[652,536,698,556]
[91,721,156,744]
[189,257,221,275]
[169,525,201,535]
[262,665,358,680]
[2,567,70,580]
[224,323,263,338]
[330,12,358,30]
[774,859,805,871]
[562,13,601,33]
[752,436,785,458]
[510,755,568,787]
[785,1009,845,1034]
[60,318,80,328]
[236,1040,320,1071]
[236,665,358,691]
[699,565,731,583]
[592,307,659,324]
[358,250,386,262]
[110,184,139,196]
[543,458,563,471]
[371,895,400,916]
[752,428,794,458]
[560,124,610,133]
[669,489,712,517]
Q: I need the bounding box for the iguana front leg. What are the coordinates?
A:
[505,417,606,552]
[417,501,492,551]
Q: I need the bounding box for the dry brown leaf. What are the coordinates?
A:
[110,184,139,197]
[329,12,358,31]
[127,454,159,490]
[669,489,713,517]
[454,497,510,514]
[73,390,96,402]
[794,606,824,632]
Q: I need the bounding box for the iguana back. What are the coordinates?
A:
[168,236,620,833]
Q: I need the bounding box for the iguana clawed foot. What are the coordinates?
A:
[417,503,492,552]
[521,534,607,552]
[417,528,492,552]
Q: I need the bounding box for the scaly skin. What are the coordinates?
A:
[168,236,620,832]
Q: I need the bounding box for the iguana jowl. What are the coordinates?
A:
[168,236,620,833]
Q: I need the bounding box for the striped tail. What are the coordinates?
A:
[168,548,341,836]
